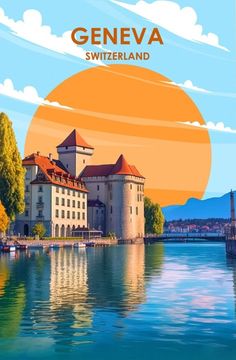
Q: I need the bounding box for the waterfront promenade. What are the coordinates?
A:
[2,238,118,248]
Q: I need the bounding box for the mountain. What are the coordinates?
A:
[162,191,233,221]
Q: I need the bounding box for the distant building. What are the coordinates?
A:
[15,129,145,239]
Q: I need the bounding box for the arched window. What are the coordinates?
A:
[61,225,65,237]
[66,225,71,237]
[55,224,59,237]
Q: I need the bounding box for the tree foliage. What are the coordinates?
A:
[0,201,9,233]
[0,112,25,220]
[32,223,46,239]
[144,197,165,235]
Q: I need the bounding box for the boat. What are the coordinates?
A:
[74,242,86,248]
[1,245,16,252]
[49,244,61,249]
[16,244,28,251]
[84,242,95,247]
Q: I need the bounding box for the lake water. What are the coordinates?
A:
[1,243,236,360]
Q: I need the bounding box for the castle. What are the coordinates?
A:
[15,129,145,240]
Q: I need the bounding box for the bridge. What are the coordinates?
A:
[144,233,226,243]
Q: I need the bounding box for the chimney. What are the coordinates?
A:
[36,151,40,156]
[49,153,53,161]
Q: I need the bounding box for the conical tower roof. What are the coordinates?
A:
[111,154,132,175]
[57,129,94,149]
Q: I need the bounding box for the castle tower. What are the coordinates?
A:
[57,129,94,177]
[81,153,145,240]
[108,155,145,239]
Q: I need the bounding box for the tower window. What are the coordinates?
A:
[25,210,29,217]
[97,185,100,191]
[136,207,138,215]
[83,159,85,164]
[65,146,68,150]
[110,206,113,214]
[130,206,132,214]
[130,184,132,190]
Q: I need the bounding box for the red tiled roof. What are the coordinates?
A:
[23,153,88,192]
[57,129,94,149]
[81,154,144,178]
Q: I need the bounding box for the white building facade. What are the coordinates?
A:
[15,129,145,239]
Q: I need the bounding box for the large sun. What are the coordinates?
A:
[25,64,211,206]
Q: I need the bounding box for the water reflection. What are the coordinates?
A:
[50,248,92,330]
[0,244,164,338]
[1,243,236,360]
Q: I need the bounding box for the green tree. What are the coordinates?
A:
[0,201,9,234]
[32,223,46,239]
[144,197,165,235]
[0,112,25,220]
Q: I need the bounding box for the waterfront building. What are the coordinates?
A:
[14,151,88,237]
[15,129,145,239]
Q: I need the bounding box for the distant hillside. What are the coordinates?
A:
[162,191,233,221]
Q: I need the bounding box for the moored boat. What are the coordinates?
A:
[1,245,16,252]
[49,244,61,249]
[84,242,95,247]
[16,244,28,251]
[74,242,86,248]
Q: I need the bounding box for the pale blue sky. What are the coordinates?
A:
[0,0,236,199]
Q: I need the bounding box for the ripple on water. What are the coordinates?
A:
[0,244,236,359]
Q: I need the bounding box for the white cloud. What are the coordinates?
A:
[112,0,228,51]
[179,120,236,134]
[164,79,210,93]
[0,8,103,65]
[0,79,72,109]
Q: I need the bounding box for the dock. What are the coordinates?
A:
[1,238,118,250]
